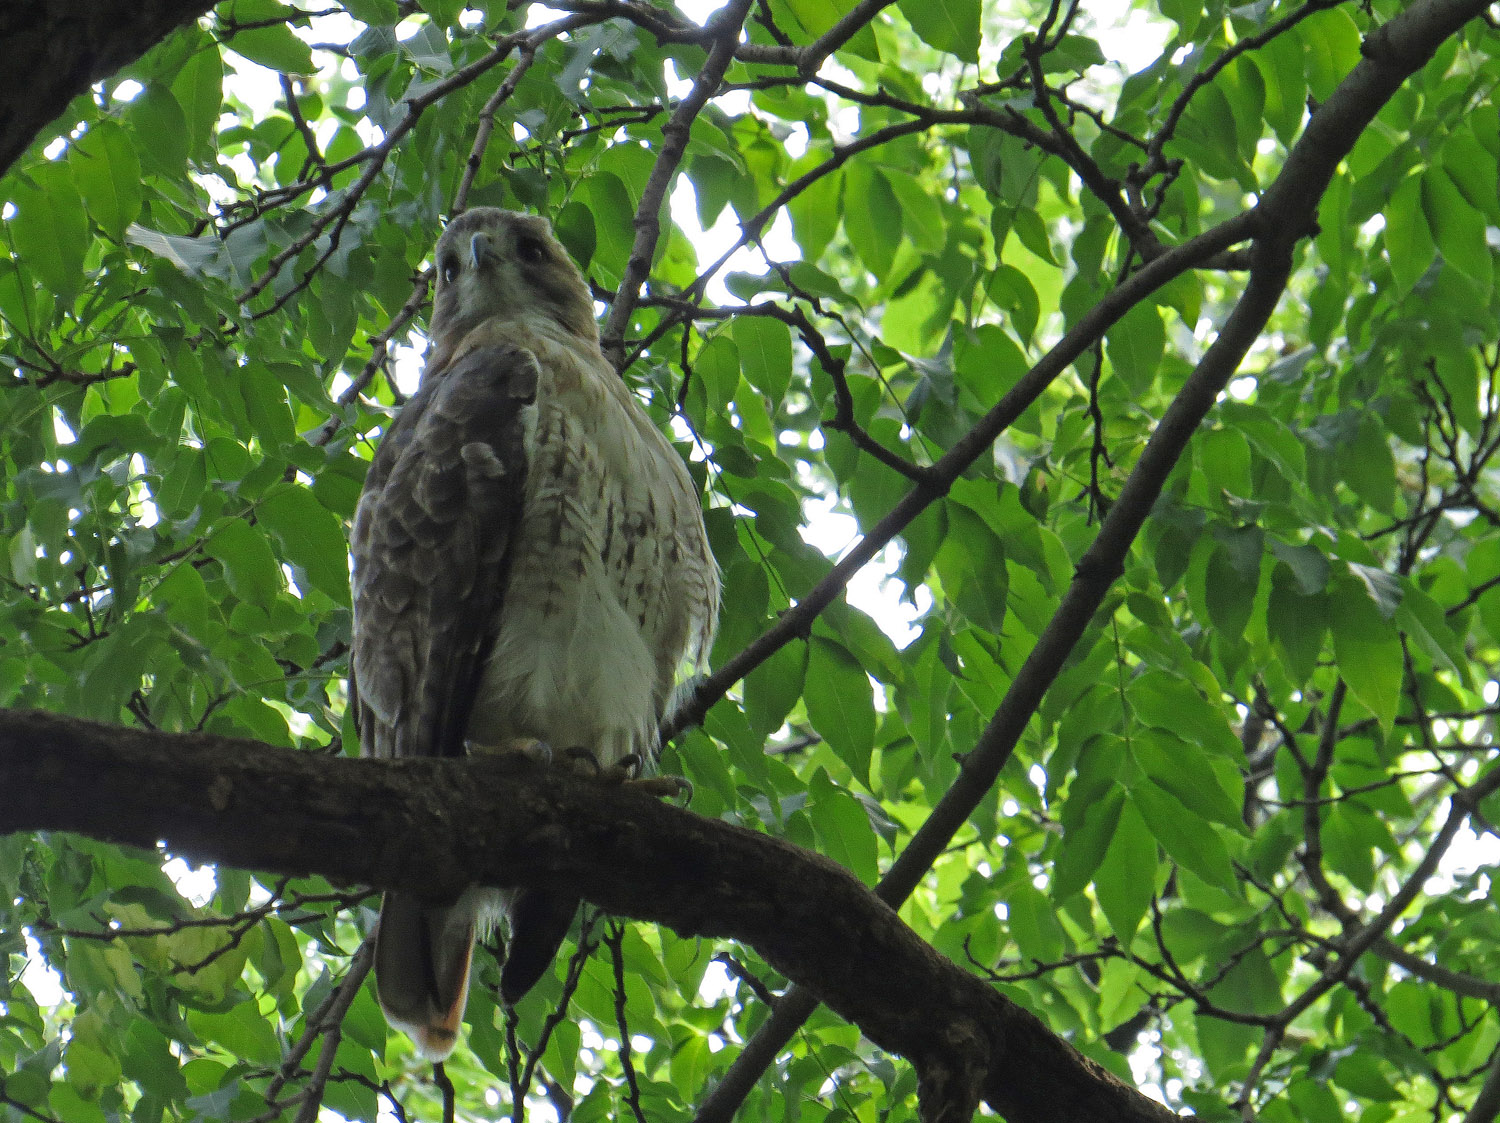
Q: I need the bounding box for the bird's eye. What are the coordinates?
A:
[515,235,546,265]
[439,255,461,285]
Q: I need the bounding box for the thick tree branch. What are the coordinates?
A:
[0,0,217,178]
[0,707,1175,1123]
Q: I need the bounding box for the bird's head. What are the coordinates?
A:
[428,208,596,350]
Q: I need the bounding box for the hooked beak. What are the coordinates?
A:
[470,231,493,269]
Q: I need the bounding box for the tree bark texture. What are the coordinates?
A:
[0,0,215,177]
[1,707,1177,1123]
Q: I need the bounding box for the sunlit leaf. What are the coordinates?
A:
[897,0,980,62]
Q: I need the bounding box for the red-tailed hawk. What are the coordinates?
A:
[350,208,719,1059]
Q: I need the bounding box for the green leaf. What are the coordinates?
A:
[1329,574,1402,734]
[1320,802,1379,893]
[1198,428,1253,499]
[127,224,223,274]
[170,45,225,162]
[694,335,741,413]
[1395,583,1467,684]
[1340,415,1396,514]
[1097,959,1148,1032]
[786,154,843,262]
[804,638,876,784]
[896,0,979,61]
[1130,730,1242,829]
[1422,166,1492,295]
[419,0,465,24]
[156,449,209,519]
[842,162,902,278]
[782,0,849,37]
[257,487,352,605]
[1104,303,1164,396]
[1383,172,1435,293]
[934,502,1008,631]
[1131,783,1237,890]
[344,0,399,20]
[48,1084,107,1123]
[1432,347,1482,435]
[968,129,1042,207]
[1333,1053,1401,1102]
[985,265,1040,342]
[1006,882,1064,964]
[1257,31,1306,144]
[187,1003,281,1067]
[744,640,808,736]
[809,771,878,882]
[1268,569,1327,682]
[1094,799,1155,948]
[885,169,945,253]
[733,315,793,409]
[1268,539,1328,595]
[224,12,317,74]
[579,171,634,283]
[1345,562,1402,618]
[126,83,191,177]
[240,364,295,450]
[1158,0,1199,38]
[1298,7,1361,101]
[1204,541,1257,639]
[1176,84,1250,186]
[9,162,88,302]
[69,120,143,242]
[62,1039,121,1100]
[1441,132,1500,223]
[1129,670,1241,759]
[205,519,282,608]
[1052,787,1124,900]
[1010,206,1058,265]
[1207,944,1284,1016]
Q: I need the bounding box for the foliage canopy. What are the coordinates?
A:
[2,0,1500,1121]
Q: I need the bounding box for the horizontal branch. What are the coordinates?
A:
[1,707,1174,1123]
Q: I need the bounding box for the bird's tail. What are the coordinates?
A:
[375,892,476,1061]
[500,889,579,1005]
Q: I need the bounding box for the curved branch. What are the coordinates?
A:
[1,707,1174,1123]
[685,0,1494,1114]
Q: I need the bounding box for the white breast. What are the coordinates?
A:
[462,325,711,765]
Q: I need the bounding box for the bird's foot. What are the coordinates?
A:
[467,736,553,771]
[560,747,692,802]
[626,774,693,801]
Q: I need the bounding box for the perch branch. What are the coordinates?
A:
[1,707,1172,1123]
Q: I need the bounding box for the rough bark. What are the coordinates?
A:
[0,0,215,177]
[1,707,1176,1123]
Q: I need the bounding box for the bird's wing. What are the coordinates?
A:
[350,344,539,759]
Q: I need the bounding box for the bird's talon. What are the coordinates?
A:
[468,736,553,769]
[624,775,692,802]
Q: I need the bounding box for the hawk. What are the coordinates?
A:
[349,208,719,1060]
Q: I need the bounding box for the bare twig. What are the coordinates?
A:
[600,0,755,365]
[605,926,649,1123]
